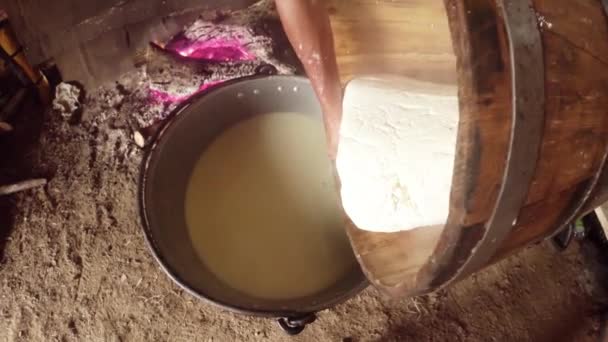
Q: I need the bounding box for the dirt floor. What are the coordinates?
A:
[1,82,608,342]
[1,4,608,341]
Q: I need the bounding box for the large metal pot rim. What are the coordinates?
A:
[138,75,368,317]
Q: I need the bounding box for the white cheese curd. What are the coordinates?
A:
[336,76,459,232]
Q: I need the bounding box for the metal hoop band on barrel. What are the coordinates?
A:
[450,0,546,283]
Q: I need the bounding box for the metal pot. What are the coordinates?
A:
[139,75,368,334]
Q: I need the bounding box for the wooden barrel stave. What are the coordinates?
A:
[334,0,608,298]
[416,0,515,291]
[496,0,608,257]
[329,0,457,85]
[343,0,514,296]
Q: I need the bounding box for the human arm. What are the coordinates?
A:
[275,0,342,160]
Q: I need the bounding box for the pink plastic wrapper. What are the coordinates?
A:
[149,81,223,105]
[149,35,254,105]
[166,35,255,62]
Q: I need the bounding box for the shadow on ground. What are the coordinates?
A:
[0,92,46,262]
[379,236,608,342]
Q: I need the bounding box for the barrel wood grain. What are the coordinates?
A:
[497,0,608,256]
[336,0,513,296]
[338,0,608,298]
[328,0,457,85]
[328,0,461,295]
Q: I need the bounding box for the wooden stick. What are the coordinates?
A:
[0,178,47,196]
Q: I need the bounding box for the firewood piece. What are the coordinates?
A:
[0,178,47,196]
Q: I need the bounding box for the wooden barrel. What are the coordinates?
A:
[330,0,608,298]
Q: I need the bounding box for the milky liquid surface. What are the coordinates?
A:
[185,112,357,300]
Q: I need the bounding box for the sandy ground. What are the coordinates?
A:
[0,78,607,342]
[1,4,607,341]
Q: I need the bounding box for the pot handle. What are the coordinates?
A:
[277,313,317,335]
[254,63,278,76]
